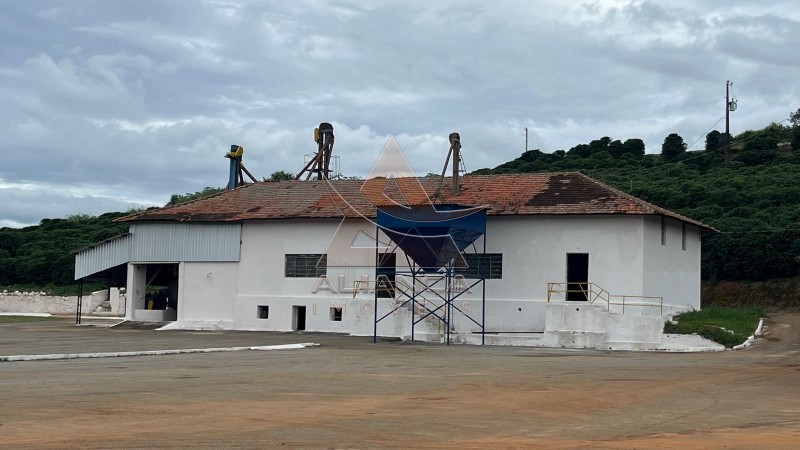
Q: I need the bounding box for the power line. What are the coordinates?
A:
[730,68,800,82]
[645,116,791,167]
[543,72,798,152]
[518,70,798,159]
[735,85,800,97]
[684,116,725,152]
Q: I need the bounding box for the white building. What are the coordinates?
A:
[75,172,717,350]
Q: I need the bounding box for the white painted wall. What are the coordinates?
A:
[232,219,413,333]
[460,215,646,332]
[178,262,239,323]
[145,215,702,336]
[218,216,651,334]
[0,294,78,315]
[642,217,701,310]
[125,264,147,321]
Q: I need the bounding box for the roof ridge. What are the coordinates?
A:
[572,172,715,230]
[115,183,258,222]
[117,173,715,231]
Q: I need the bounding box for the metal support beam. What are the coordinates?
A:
[75,279,84,325]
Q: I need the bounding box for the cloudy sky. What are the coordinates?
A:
[1,1,799,227]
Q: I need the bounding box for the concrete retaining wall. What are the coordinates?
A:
[0,289,126,316]
[0,293,78,315]
[541,302,723,351]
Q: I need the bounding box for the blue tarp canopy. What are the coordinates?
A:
[376,205,486,271]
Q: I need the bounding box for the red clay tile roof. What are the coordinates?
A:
[119,173,715,230]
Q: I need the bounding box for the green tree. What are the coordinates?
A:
[0,249,14,285]
[608,140,625,158]
[1,212,128,289]
[790,108,800,151]
[166,187,225,206]
[661,133,687,160]
[567,143,591,158]
[705,130,721,153]
[588,137,612,156]
[267,170,296,181]
[622,139,645,158]
[789,108,800,128]
[735,123,786,166]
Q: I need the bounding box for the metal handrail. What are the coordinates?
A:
[546,282,663,314]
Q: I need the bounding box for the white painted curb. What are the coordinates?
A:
[0,313,52,317]
[0,343,319,362]
[732,318,764,350]
[78,316,126,320]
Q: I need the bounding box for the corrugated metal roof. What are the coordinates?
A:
[74,233,131,280]
[118,173,714,230]
[74,224,242,280]
[129,223,241,262]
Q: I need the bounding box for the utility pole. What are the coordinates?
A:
[525,127,528,152]
[723,80,736,168]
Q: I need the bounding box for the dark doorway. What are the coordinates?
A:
[376,253,397,298]
[142,263,179,315]
[566,253,589,301]
[293,306,306,331]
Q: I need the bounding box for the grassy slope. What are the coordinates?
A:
[664,306,763,347]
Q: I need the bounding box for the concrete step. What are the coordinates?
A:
[601,332,725,352]
[409,332,544,346]
[110,320,169,330]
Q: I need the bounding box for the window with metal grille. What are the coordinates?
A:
[284,254,327,278]
[454,253,503,279]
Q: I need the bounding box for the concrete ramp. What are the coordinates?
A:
[411,302,724,352]
[543,302,723,352]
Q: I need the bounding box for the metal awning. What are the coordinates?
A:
[74,233,131,280]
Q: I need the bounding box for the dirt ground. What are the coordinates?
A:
[1,314,799,449]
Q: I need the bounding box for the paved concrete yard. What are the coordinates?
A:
[1,315,799,449]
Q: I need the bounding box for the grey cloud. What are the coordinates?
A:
[715,29,800,68]
[0,181,157,228]
[1,0,799,226]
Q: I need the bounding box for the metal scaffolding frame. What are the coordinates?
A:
[371,209,488,345]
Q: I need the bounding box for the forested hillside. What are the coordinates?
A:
[474,114,800,281]
[1,114,799,293]
[0,171,296,293]
[0,213,128,291]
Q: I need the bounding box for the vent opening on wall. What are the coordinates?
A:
[257,305,269,319]
[330,307,343,321]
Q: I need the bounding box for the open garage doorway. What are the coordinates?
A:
[129,263,179,322]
